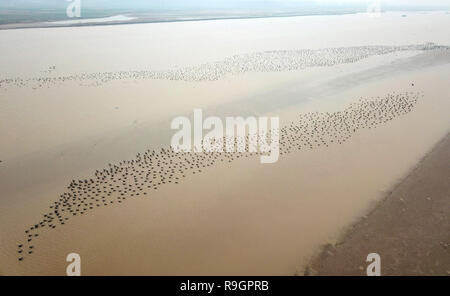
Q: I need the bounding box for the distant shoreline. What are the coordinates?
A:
[0,9,448,31]
[0,11,357,31]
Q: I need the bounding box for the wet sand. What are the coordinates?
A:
[0,11,449,275]
[309,133,450,276]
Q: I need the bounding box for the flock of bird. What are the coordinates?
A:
[0,42,447,91]
[15,90,421,262]
[5,43,431,262]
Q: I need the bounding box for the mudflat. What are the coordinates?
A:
[310,133,450,276]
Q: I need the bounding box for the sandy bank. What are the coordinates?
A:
[309,133,450,276]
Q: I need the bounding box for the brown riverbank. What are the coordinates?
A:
[309,133,450,276]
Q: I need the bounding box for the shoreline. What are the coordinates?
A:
[0,9,448,31]
[308,133,450,276]
[0,12,356,31]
